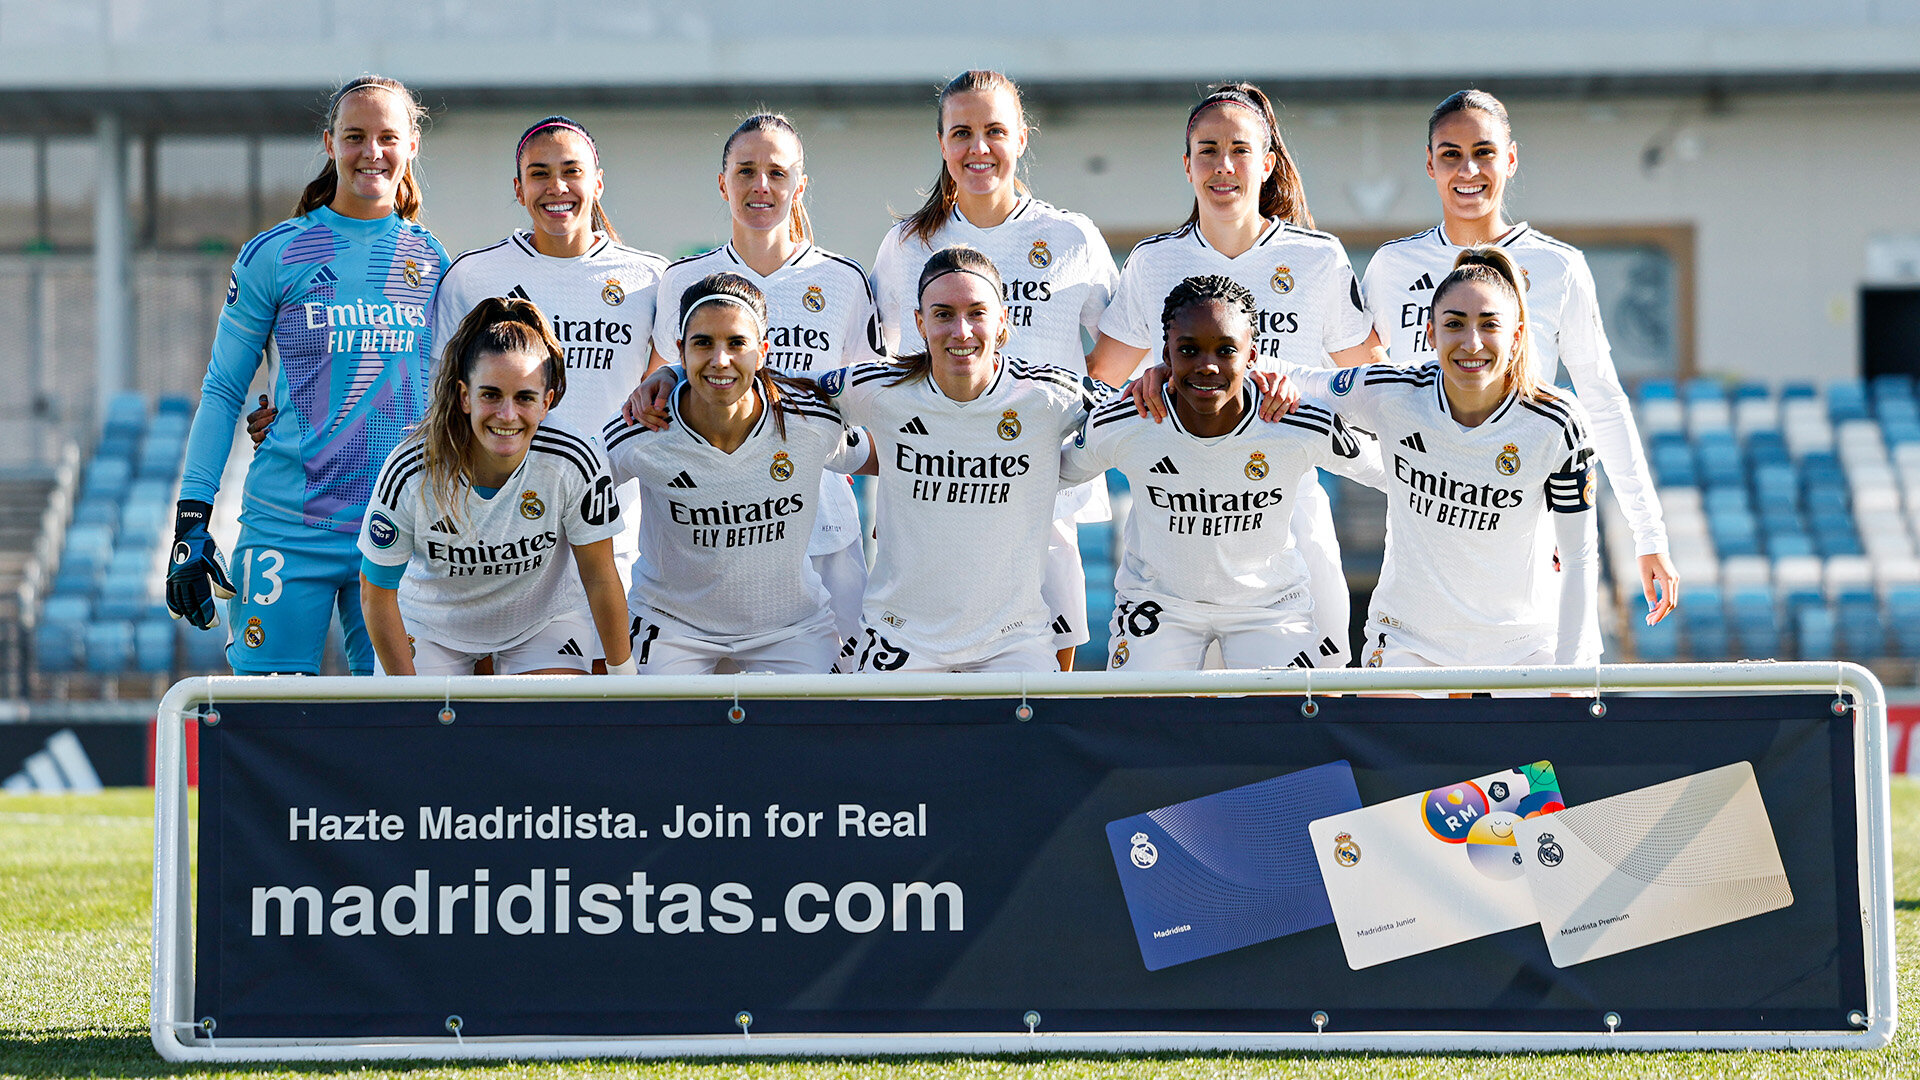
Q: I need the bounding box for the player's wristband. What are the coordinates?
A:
[174,499,214,540]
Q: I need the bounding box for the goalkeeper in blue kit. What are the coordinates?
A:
[168,76,448,674]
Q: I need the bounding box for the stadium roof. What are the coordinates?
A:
[3,1,1918,132]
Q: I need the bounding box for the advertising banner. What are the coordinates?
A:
[192,692,1867,1039]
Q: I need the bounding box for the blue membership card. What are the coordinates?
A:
[1105,761,1362,970]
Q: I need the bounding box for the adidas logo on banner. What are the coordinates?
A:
[428,517,458,534]
[1149,457,1180,475]
[899,417,929,435]
[1399,432,1428,453]
[1409,273,1433,291]
[558,638,583,657]
[507,285,532,302]
[667,471,698,489]
[1319,636,1340,657]
[1291,651,1317,669]
[1050,616,1073,635]
[2,729,103,794]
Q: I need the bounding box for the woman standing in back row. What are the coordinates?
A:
[644,113,884,646]
[169,76,448,675]
[870,70,1119,670]
[1361,89,1677,624]
[1089,83,1382,667]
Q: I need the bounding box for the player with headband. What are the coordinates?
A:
[169,75,447,674]
[821,246,1101,672]
[359,297,630,675]
[1088,81,1385,668]
[1361,89,1676,625]
[869,69,1120,671]
[606,274,871,674]
[1067,276,1384,671]
[1294,248,1600,670]
[637,113,882,647]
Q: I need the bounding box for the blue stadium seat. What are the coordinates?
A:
[1638,378,1678,401]
[96,572,154,620]
[81,456,132,500]
[1745,430,1790,469]
[156,394,192,418]
[102,390,147,438]
[1729,586,1781,658]
[1836,590,1885,658]
[1888,587,1920,657]
[33,618,84,672]
[1682,585,1730,659]
[133,618,175,674]
[1781,382,1819,400]
[1884,420,1920,445]
[1635,614,1680,661]
[1802,452,1846,487]
[71,495,118,530]
[1828,382,1870,424]
[1681,378,1725,403]
[1794,603,1837,659]
[1872,373,1913,402]
[1696,435,1744,488]
[1733,382,1771,401]
[83,621,133,673]
[1766,533,1815,558]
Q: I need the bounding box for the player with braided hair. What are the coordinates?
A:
[1065,275,1381,671]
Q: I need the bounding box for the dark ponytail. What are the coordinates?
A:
[900,70,1031,245]
[1181,82,1312,230]
[295,75,426,221]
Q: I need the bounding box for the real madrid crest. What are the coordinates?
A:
[770,451,794,482]
[1028,240,1051,269]
[1270,264,1294,294]
[406,633,416,657]
[1244,451,1269,481]
[1111,640,1129,668]
[1536,832,1564,866]
[403,258,422,289]
[602,277,625,306]
[1582,473,1596,507]
[243,617,264,649]
[802,285,825,312]
[519,489,546,520]
[1129,831,1158,869]
[997,409,1022,441]
[1333,832,1362,867]
[1366,648,1383,668]
[1496,442,1521,476]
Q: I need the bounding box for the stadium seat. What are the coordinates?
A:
[1794,603,1837,659]
[1682,584,1730,659]
[1829,382,1870,425]
[1836,590,1885,658]
[1634,613,1680,661]
[1729,586,1781,658]
[133,618,175,675]
[82,621,133,673]
[33,618,84,672]
[1888,586,1920,657]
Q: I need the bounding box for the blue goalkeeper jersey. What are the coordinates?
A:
[181,205,448,534]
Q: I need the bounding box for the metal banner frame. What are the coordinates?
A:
[150,662,1897,1061]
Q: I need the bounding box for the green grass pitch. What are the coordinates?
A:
[2,782,1915,1079]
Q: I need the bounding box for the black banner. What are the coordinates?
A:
[194,693,1867,1038]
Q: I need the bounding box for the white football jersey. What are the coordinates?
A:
[359,423,624,653]
[1062,387,1384,612]
[819,358,1098,665]
[1300,362,1597,666]
[651,241,882,557]
[871,195,1117,373]
[1101,220,1373,375]
[651,241,884,375]
[431,230,666,436]
[1362,223,1665,555]
[602,385,863,640]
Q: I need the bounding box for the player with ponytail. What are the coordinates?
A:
[170,75,447,675]
[1090,81,1386,667]
[359,297,630,676]
[1362,89,1676,625]
[870,69,1121,670]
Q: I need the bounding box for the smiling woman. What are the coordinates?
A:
[428,116,670,639]
[357,297,633,677]
[168,75,448,676]
[869,70,1120,670]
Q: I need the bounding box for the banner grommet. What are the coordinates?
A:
[445,1015,463,1043]
[1312,1010,1328,1034]
[735,1010,752,1039]
[1023,1009,1040,1036]
[1604,1011,1621,1034]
